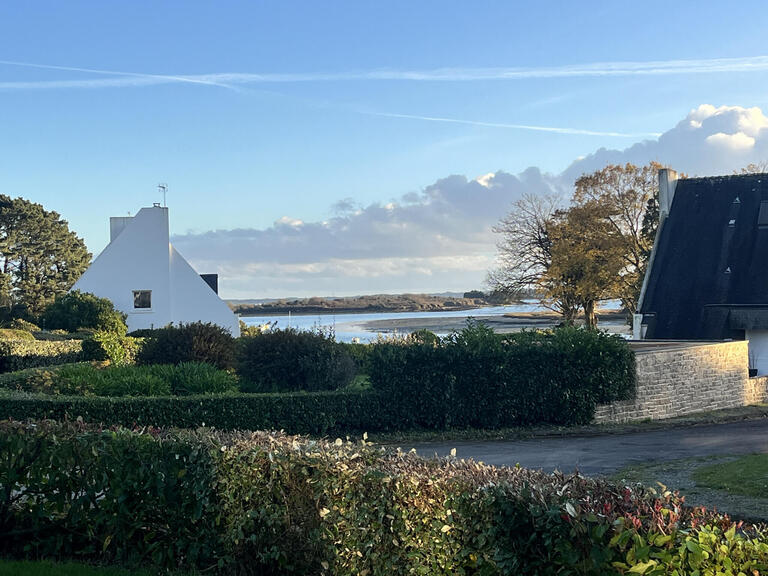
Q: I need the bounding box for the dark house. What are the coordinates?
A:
[635,169,768,373]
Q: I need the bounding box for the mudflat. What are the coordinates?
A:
[358,310,629,335]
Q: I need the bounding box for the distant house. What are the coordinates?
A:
[634,169,768,373]
[72,204,240,335]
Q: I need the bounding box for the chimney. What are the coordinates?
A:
[658,168,678,219]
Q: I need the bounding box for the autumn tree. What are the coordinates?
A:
[571,162,661,315]
[0,196,91,317]
[545,202,624,329]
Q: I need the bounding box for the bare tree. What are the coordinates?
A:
[487,192,579,322]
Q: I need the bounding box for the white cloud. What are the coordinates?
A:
[173,104,768,298]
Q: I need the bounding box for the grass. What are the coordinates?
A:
[693,453,768,498]
[0,559,159,576]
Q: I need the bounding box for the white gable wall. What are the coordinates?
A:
[73,206,173,331]
[169,245,240,334]
[72,205,240,335]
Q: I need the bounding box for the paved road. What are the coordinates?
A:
[406,419,768,476]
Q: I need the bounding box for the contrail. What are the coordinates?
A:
[368,111,662,138]
[2,54,768,91]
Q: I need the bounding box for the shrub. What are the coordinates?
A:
[136,322,235,369]
[40,291,127,335]
[81,331,141,366]
[369,323,636,429]
[0,339,83,373]
[6,318,40,332]
[148,362,239,395]
[237,329,356,392]
[0,390,381,434]
[2,420,765,575]
[0,363,236,399]
[0,328,35,341]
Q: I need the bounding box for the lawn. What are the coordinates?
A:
[693,453,768,498]
[0,559,159,576]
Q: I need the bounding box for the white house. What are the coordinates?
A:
[72,204,240,335]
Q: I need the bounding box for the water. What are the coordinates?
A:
[240,302,548,343]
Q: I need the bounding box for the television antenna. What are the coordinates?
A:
[158,183,168,207]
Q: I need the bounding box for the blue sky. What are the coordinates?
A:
[3,2,768,297]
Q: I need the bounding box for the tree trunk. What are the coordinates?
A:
[583,300,598,329]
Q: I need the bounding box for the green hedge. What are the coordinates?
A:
[0,339,82,373]
[0,390,384,434]
[370,324,636,429]
[2,420,765,575]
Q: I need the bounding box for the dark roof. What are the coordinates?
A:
[641,173,768,339]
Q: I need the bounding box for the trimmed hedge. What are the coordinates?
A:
[0,339,82,373]
[0,362,239,399]
[370,324,636,429]
[2,420,766,575]
[0,390,384,434]
[81,331,141,365]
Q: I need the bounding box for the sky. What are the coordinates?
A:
[2,2,768,298]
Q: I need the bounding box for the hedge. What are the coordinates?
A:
[0,339,82,373]
[369,324,636,429]
[2,420,766,575]
[0,390,386,435]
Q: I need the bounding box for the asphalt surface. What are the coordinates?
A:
[406,418,768,476]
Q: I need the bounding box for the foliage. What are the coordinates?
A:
[0,339,82,373]
[408,328,441,345]
[0,559,157,576]
[237,328,356,392]
[463,290,486,298]
[40,291,127,335]
[81,331,141,366]
[0,390,379,434]
[489,162,663,325]
[2,420,767,575]
[0,328,36,341]
[147,362,239,396]
[546,202,624,328]
[6,318,40,332]
[136,322,236,370]
[337,342,373,374]
[0,362,236,398]
[369,323,636,429]
[571,162,662,316]
[0,196,91,317]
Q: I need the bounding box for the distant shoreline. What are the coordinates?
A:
[236,304,482,317]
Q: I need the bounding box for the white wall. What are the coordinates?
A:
[72,205,240,335]
[746,330,768,375]
[169,245,240,335]
[73,206,172,331]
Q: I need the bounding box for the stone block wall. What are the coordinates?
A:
[593,340,766,424]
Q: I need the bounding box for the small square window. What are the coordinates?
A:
[133,290,152,309]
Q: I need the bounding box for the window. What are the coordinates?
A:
[133,290,152,309]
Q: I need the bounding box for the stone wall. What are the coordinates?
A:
[593,340,766,424]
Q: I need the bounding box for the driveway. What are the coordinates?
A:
[406,418,768,476]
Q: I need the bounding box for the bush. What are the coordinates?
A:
[237,328,356,392]
[0,328,35,341]
[148,362,239,395]
[0,390,381,434]
[136,322,235,369]
[40,291,127,335]
[369,324,636,429]
[2,420,764,575]
[0,339,83,373]
[81,331,141,366]
[0,362,236,399]
[6,318,40,332]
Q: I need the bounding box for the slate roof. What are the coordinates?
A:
[641,173,768,339]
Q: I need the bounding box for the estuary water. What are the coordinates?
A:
[239,302,547,343]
